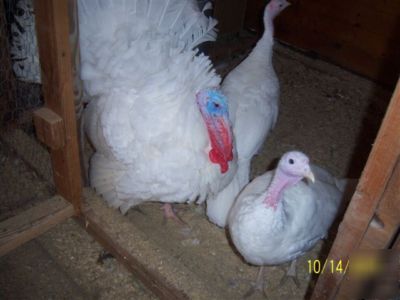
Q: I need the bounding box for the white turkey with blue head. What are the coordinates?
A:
[206,0,290,227]
[79,0,237,219]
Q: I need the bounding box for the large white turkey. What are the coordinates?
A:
[206,0,290,227]
[79,0,237,219]
[228,151,346,296]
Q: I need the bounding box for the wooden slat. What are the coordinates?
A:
[34,0,82,212]
[214,0,247,35]
[311,79,400,299]
[273,0,400,87]
[289,1,399,40]
[359,158,400,249]
[79,189,225,300]
[393,232,400,249]
[334,157,400,299]
[0,196,74,257]
[78,209,188,300]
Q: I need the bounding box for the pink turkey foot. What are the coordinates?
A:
[161,203,186,225]
[279,259,300,288]
[243,266,267,298]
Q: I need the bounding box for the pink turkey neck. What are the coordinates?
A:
[263,168,303,210]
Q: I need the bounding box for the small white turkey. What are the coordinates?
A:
[206,0,290,227]
[79,0,237,220]
[228,151,346,295]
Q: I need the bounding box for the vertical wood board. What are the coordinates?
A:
[34,0,82,212]
[311,80,400,299]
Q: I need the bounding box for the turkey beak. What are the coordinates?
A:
[304,169,315,184]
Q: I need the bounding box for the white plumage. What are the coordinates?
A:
[228,151,344,292]
[206,0,290,227]
[79,0,237,214]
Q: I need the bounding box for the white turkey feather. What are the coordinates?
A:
[79,0,237,213]
[229,152,344,267]
[206,0,289,227]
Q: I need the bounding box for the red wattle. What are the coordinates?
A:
[207,117,233,174]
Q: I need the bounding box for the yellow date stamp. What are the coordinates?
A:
[308,252,390,277]
[307,259,349,274]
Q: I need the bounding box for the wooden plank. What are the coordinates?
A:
[289,1,400,39]
[276,2,400,62]
[276,27,400,89]
[34,0,82,212]
[393,232,400,249]
[78,189,223,300]
[359,158,400,250]
[334,157,400,299]
[214,0,247,35]
[0,196,74,257]
[33,107,65,150]
[78,210,189,300]
[273,0,400,87]
[311,79,400,299]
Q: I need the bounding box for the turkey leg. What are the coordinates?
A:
[161,203,186,225]
[243,266,267,298]
[279,259,300,288]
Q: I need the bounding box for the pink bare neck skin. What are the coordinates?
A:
[263,168,303,210]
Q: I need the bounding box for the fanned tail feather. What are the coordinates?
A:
[78,0,217,50]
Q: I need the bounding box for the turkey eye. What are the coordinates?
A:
[213,102,220,108]
[288,159,294,164]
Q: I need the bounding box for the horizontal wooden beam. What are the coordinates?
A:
[77,207,189,300]
[0,195,75,257]
[78,189,225,300]
[78,211,188,299]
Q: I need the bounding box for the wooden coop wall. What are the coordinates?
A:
[245,0,400,88]
[312,77,400,300]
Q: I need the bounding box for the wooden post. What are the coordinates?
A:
[311,79,400,299]
[33,0,82,213]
